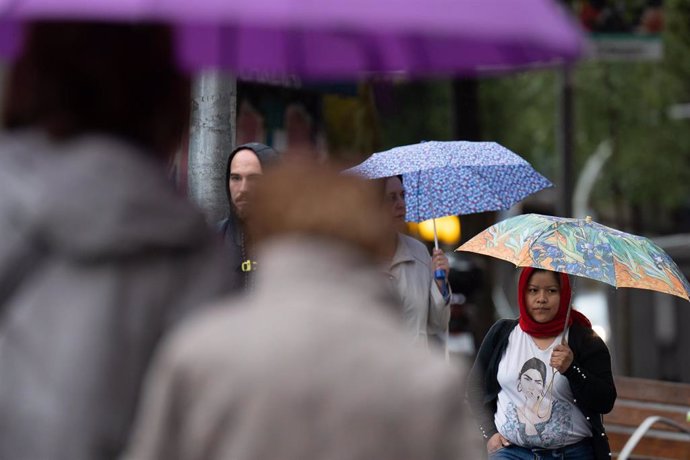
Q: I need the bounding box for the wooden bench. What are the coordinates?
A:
[604,376,690,459]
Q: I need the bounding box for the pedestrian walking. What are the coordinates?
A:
[0,21,235,460]
[124,163,481,460]
[217,142,279,290]
[381,175,451,348]
[466,267,616,459]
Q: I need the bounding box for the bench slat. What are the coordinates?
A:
[605,404,690,432]
[608,431,690,459]
[606,376,690,459]
[615,377,690,406]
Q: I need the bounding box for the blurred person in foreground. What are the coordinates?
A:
[217,142,279,291]
[124,163,480,460]
[0,22,235,459]
[382,175,451,349]
[466,267,616,459]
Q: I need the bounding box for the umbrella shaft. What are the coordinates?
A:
[562,303,572,343]
[433,218,439,250]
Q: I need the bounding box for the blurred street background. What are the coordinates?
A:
[3,0,688,382]
[178,0,690,382]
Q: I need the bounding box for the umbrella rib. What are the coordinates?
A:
[410,172,423,222]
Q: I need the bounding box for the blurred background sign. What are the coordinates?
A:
[565,0,665,61]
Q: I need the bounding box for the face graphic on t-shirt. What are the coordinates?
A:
[520,368,545,404]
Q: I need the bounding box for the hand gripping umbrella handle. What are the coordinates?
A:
[432,218,449,298]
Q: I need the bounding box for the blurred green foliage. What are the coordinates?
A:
[346,1,689,233]
[479,0,690,232]
[377,80,455,149]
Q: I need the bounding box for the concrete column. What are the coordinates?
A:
[187,71,237,224]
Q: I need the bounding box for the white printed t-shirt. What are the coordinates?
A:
[494,326,591,449]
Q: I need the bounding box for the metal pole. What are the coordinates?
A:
[558,65,574,218]
[187,71,237,224]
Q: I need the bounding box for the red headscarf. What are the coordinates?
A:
[518,267,591,338]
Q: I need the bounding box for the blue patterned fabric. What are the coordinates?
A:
[345,141,552,222]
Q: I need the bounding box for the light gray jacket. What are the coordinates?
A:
[124,237,479,460]
[387,233,450,348]
[0,132,235,460]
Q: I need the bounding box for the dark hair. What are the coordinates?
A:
[2,21,190,159]
[225,143,280,216]
[518,357,547,383]
[227,143,280,174]
[376,175,404,201]
[527,268,561,288]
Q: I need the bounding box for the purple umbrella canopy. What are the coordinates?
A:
[345,141,553,222]
[0,0,585,78]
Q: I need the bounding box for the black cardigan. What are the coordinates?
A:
[465,319,617,460]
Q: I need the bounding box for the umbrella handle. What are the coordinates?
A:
[434,269,448,298]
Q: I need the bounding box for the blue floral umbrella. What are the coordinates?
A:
[346,140,553,223]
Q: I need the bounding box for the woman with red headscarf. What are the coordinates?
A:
[466,267,616,459]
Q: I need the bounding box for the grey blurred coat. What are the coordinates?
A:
[0,132,235,460]
[124,237,480,460]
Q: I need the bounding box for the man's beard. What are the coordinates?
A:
[232,200,248,222]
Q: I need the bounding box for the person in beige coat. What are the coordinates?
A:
[382,176,451,348]
[124,163,481,460]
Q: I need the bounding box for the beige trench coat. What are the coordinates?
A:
[387,233,450,348]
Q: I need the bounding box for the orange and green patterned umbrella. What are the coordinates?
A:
[457,213,690,301]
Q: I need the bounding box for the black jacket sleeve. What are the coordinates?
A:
[465,319,514,440]
[562,323,617,414]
